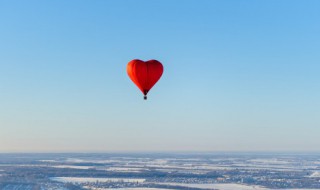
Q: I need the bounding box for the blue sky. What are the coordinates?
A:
[0,0,320,152]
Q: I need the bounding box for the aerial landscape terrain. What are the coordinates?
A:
[0,153,320,190]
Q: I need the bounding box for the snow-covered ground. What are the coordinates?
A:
[106,167,143,172]
[51,165,94,169]
[309,171,320,177]
[51,177,146,183]
[38,160,58,163]
[65,158,122,164]
[157,183,320,190]
[157,183,267,190]
[248,159,290,165]
[87,188,170,190]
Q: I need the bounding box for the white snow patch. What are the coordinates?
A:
[158,183,267,190]
[310,171,320,178]
[51,165,94,170]
[106,167,143,172]
[90,188,170,190]
[38,160,58,163]
[51,177,145,183]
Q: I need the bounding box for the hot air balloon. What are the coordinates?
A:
[127,59,164,100]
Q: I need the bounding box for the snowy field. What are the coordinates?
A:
[89,188,170,190]
[158,183,268,190]
[157,183,320,190]
[51,177,146,183]
[51,165,94,169]
[106,167,144,172]
[309,171,320,177]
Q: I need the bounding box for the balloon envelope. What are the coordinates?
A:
[127,59,163,99]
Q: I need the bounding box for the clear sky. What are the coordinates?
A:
[0,0,320,152]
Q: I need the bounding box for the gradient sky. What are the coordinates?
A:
[0,0,320,152]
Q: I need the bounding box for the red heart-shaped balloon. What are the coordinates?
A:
[127,59,164,99]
